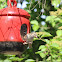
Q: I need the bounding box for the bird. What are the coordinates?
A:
[22,32,38,48]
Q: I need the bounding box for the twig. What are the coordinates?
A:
[29,0,32,10]
[38,0,41,8]
[31,3,38,10]
[36,58,38,62]
[44,0,46,8]
[36,11,42,19]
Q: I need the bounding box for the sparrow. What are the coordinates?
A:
[22,32,38,48]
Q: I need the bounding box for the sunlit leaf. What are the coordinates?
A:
[46,16,51,21]
[9,57,24,61]
[26,10,31,13]
[46,56,51,61]
[51,43,59,48]
[43,39,50,44]
[25,59,35,62]
[39,45,46,50]
[35,51,41,54]
[0,60,3,62]
[32,24,39,31]
[5,55,16,57]
[41,32,52,37]
[56,30,62,37]
[58,26,62,29]
[59,20,62,23]
[39,45,47,51]
[59,50,62,55]
[55,18,61,21]
[0,0,5,2]
[57,58,61,62]
[51,0,61,9]
[4,59,12,62]
[50,11,57,16]
[46,16,56,22]
[52,22,55,27]
[31,20,39,25]
[39,53,46,58]
[52,54,58,58]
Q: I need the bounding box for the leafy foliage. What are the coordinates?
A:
[0,0,7,9]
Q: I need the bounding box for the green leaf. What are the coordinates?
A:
[32,24,39,31]
[46,16,57,27]
[31,20,39,25]
[43,39,50,44]
[46,56,51,61]
[51,0,61,9]
[0,1,7,9]
[39,53,46,58]
[9,57,24,61]
[35,51,41,54]
[26,10,31,13]
[39,45,46,52]
[46,16,56,22]
[57,58,61,62]
[58,23,62,27]
[51,43,59,48]
[52,54,58,58]
[25,59,35,62]
[0,60,3,62]
[5,55,16,57]
[46,16,51,21]
[4,59,12,62]
[39,61,44,62]
[0,0,5,2]
[59,50,62,55]
[55,18,61,21]
[56,30,62,37]
[41,32,52,37]
[52,22,56,27]
[59,19,62,23]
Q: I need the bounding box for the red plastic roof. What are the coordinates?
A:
[0,7,30,18]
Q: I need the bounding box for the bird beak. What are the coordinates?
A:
[23,42,28,45]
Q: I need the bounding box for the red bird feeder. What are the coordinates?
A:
[0,0,30,43]
[0,0,30,54]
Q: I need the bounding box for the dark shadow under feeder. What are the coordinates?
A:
[0,41,28,55]
[0,41,24,52]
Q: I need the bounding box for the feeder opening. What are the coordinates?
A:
[20,24,27,39]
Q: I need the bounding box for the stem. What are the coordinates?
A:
[43,57,46,62]
[51,55,52,62]
[29,0,32,10]
[36,58,38,62]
